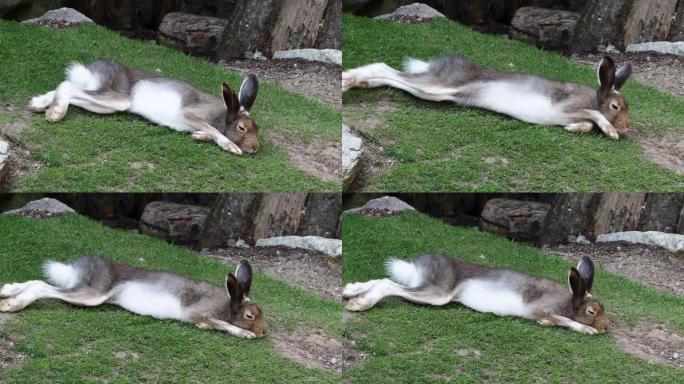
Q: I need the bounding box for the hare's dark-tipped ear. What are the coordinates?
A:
[568,267,586,305]
[613,62,632,91]
[576,256,594,292]
[597,55,616,101]
[235,260,252,297]
[222,82,240,117]
[225,273,244,308]
[238,74,259,111]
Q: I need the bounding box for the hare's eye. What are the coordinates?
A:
[586,307,596,316]
[244,312,254,320]
[610,102,619,111]
[237,124,247,133]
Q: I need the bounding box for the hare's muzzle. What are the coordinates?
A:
[253,320,268,337]
[241,137,260,154]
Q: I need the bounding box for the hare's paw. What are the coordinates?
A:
[28,95,53,112]
[45,105,66,122]
[574,324,599,335]
[191,131,213,142]
[564,122,593,134]
[217,138,243,156]
[342,282,370,298]
[342,71,355,92]
[0,283,25,298]
[0,298,24,312]
[345,295,373,312]
[536,318,555,327]
[236,329,256,339]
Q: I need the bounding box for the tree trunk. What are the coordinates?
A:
[315,0,341,49]
[298,193,342,238]
[592,193,646,236]
[637,193,684,233]
[539,193,599,244]
[678,203,684,234]
[252,193,308,240]
[199,193,262,248]
[569,0,632,53]
[670,0,684,41]
[623,0,678,45]
[215,0,282,59]
[270,0,329,53]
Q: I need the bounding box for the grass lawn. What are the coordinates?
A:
[342,211,684,383]
[342,14,684,192]
[0,20,340,192]
[0,214,341,383]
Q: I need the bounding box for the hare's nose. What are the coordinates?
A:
[243,141,259,154]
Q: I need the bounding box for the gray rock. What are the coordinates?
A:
[342,124,363,191]
[256,236,342,257]
[575,234,591,245]
[253,51,267,61]
[374,3,445,21]
[157,12,228,57]
[480,198,551,242]
[21,7,93,25]
[139,201,210,245]
[597,231,684,253]
[605,44,620,54]
[272,49,342,65]
[626,41,684,57]
[345,196,415,216]
[0,139,8,183]
[235,239,250,249]
[3,198,75,217]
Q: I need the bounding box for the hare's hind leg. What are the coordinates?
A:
[28,91,56,112]
[345,278,454,311]
[342,279,384,298]
[0,280,109,312]
[342,63,457,102]
[44,81,131,122]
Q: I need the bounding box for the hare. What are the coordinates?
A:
[28,59,261,155]
[342,54,632,139]
[343,254,609,335]
[0,255,267,338]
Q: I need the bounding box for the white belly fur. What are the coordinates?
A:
[111,282,184,321]
[474,81,567,126]
[129,80,189,131]
[454,279,528,318]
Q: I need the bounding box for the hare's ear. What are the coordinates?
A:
[568,267,586,305]
[238,74,259,112]
[235,260,252,297]
[576,256,594,292]
[597,56,616,101]
[222,82,241,120]
[225,273,244,309]
[613,62,632,91]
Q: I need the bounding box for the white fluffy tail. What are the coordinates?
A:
[385,258,423,288]
[403,58,430,74]
[43,261,80,289]
[65,62,100,91]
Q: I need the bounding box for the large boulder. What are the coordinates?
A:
[272,49,342,64]
[256,236,342,257]
[510,7,580,51]
[374,3,445,22]
[157,12,228,57]
[139,201,210,245]
[3,198,75,218]
[21,7,93,27]
[342,124,363,191]
[480,198,551,242]
[626,41,684,57]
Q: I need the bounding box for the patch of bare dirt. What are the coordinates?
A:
[634,131,684,175]
[202,245,341,300]
[270,325,361,372]
[613,322,684,369]
[541,242,684,297]
[267,133,340,183]
[1,106,43,190]
[0,313,25,374]
[571,52,684,99]
[219,59,340,108]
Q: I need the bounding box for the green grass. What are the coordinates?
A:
[0,20,340,192]
[342,211,684,383]
[0,214,341,383]
[342,14,684,192]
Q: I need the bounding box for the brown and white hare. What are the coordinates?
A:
[343,54,632,139]
[0,255,267,338]
[28,59,261,155]
[343,254,609,334]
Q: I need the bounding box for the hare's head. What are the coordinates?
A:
[597,56,632,136]
[222,75,260,154]
[225,260,267,337]
[568,256,609,333]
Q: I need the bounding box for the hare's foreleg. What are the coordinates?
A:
[0,280,109,312]
[342,63,457,102]
[345,278,453,312]
[536,313,598,334]
[193,317,256,338]
[567,110,619,139]
[564,121,594,134]
[183,112,242,155]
